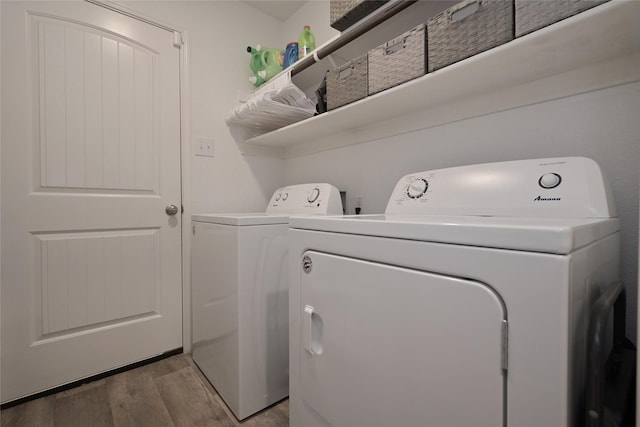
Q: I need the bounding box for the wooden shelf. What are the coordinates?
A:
[244,1,640,157]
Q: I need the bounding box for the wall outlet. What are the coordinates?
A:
[195,136,214,157]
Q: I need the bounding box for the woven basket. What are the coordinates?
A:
[515,0,610,37]
[368,24,426,95]
[327,55,368,110]
[427,0,513,72]
[330,0,389,31]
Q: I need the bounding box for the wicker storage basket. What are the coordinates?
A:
[427,0,513,72]
[330,0,389,32]
[327,55,368,110]
[368,24,426,95]
[515,0,610,37]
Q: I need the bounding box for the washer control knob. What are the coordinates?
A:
[407,178,428,199]
[307,188,320,203]
[539,173,562,189]
[275,193,282,201]
[282,192,288,201]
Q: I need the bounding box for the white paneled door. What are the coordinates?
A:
[1,1,182,403]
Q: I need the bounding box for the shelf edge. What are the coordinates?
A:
[245,1,640,154]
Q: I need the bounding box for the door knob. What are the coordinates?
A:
[165,204,179,216]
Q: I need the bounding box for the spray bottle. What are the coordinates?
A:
[298,25,316,58]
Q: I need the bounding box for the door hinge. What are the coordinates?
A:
[302,255,312,273]
[173,31,183,48]
[501,319,509,372]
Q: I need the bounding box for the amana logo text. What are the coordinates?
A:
[534,196,562,201]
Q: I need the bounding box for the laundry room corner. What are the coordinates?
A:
[123,0,287,216]
[1,0,638,422]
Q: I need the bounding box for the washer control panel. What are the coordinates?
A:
[267,183,343,215]
[385,157,615,218]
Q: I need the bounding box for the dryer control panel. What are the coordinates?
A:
[267,183,343,215]
[385,157,616,218]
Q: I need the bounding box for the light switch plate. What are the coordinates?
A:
[195,136,214,157]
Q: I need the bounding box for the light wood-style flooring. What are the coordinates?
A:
[1,354,289,427]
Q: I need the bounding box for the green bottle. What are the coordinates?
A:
[298,25,316,58]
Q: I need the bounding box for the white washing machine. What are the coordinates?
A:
[191,183,342,420]
[289,158,620,427]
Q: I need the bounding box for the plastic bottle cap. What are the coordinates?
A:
[304,25,310,30]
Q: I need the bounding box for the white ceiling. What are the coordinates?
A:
[241,0,306,21]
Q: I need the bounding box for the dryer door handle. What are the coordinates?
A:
[304,305,324,355]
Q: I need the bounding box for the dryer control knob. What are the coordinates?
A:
[282,192,288,201]
[407,178,428,199]
[539,173,562,189]
[275,193,282,201]
[308,187,320,203]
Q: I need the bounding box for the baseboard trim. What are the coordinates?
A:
[1,347,183,410]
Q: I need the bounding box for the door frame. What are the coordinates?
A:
[86,0,193,352]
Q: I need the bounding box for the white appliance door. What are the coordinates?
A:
[1,1,182,402]
[299,251,506,427]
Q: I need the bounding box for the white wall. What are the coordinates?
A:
[126,1,286,214]
[284,82,640,341]
[281,0,339,50]
[124,1,339,215]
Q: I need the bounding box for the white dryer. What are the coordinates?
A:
[191,183,342,420]
[289,158,620,427]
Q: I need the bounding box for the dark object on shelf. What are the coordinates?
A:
[330,0,390,31]
[327,55,368,110]
[515,0,610,37]
[585,281,636,427]
[427,0,514,72]
[316,72,328,115]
